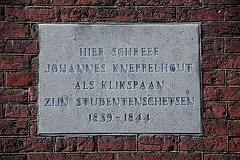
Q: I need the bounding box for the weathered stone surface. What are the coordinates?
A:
[38,24,201,134]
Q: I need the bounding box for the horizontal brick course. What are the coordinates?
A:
[228,103,240,118]
[202,0,240,5]
[226,70,240,86]
[0,0,30,5]
[203,87,240,101]
[116,153,201,160]
[202,23,240,37]
[7,7,56,22]
[0,88,28,102]
[117,0,199,6]
[203,102,226,118]
[179,136,227,152]
[226,39,240,53]
[178,7,224,21]
[5,104,36,118]
[226,7,240,21]
[202,39,224,54]
[97,8,137,22]
[3,137,53,153]
[137,8,176,22]
[0,120,28,136]
[0,155,27,160]
[202,55,240,70]
[98,136,136,151]
[56,7,96,22]
[203,119,227,135]
[229,137,240,152]
[203,71,225,86]
[55,137,95,152]
[204,154,240,160]
[138,136,177,151]
[0,23,30,38]
[228,120,240,135]
[28,153,114,160]
[6,71,37,86]
[6,40,37,54]
[33,0,115,6]
[0,55,29,70]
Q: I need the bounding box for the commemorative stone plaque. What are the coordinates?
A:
[38,24,202,134]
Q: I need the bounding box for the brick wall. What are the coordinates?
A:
[0,0,239,159]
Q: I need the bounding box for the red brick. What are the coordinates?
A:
[228,103,240,118]
[3,137,53,153]
[0,7,4,21]
[203,71,225,86]
[202,55,240,70]
[0,89,28,102]
[98,136,136,151]
[203,102,226,118]
[31,56,38,70]
[0,72,3,86]
[204,87,240,101]
[29,153,114,160]
[29,87,37,102]
[6,40,37,54]
[116,153,201,160]
[0,120,28,136]
[0,55,29,70]
[203,119,227,135]
[229,137,240,152]
[0,23,30,38]
[226,7,240,21]
[33,0,115,6]
[138,136,177,151]
[204,154,240,160]
[228,120,240,135]
[137,8,176,22]
[0,39,4,53]
[178,7,224,21]
[55,137,94,152]
[0,104,4,118]
[29,154,68,160]
[117,0,199,6]
[30,120,37,135]
[31,24,38,38]
[0,138,2,152]
[73,154,114,160]
[179,136,227,152]
[56,7,96,22]
[97,8,137,22]
[202,39,224,54]
[0,0,30,5]
[0,155,27,160]
[227,70,240,86]
[5,104,36,118]
[203,0,240,5]
[6,71,37,87]
[75,0,115,6]
[226,39,240,53]
[202,23,240,37]
[7,7,56,22]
